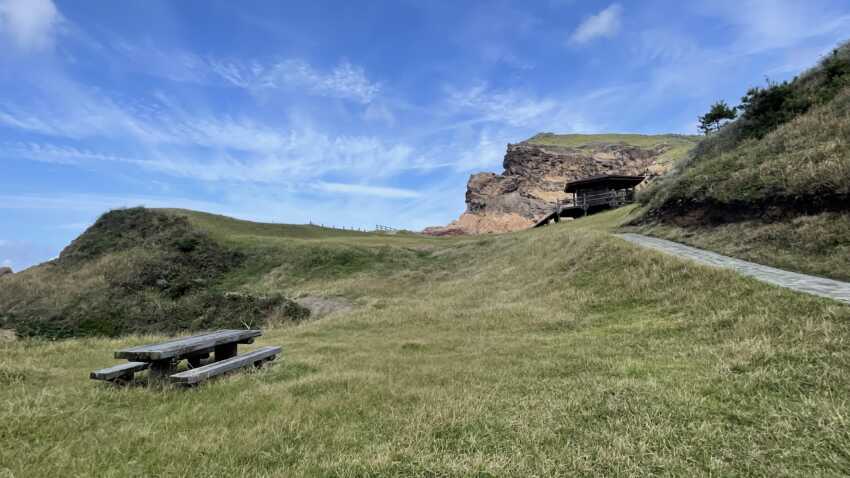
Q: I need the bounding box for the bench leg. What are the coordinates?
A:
[148,360,175,381]
[214,343,237,362]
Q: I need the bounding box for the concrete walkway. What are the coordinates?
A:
[618,233,850,304]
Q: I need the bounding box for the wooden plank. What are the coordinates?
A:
[90,362,149,381]
[169,346,281,385]
[114,329,262,361]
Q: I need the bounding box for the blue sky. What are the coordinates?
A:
[1,0,849,270]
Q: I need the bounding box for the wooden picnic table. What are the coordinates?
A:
[113,329,262,379]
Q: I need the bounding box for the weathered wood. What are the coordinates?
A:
[114,329,261,361]
[169,346,282,385]
[90,362,149,381]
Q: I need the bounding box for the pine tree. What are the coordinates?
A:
[698,100,737,134]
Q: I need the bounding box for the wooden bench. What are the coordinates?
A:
[169,346,281,385]
[90,361,150,382]
[114,329,262,379]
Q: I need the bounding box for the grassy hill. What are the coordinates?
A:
[3,207,850,476]
[0,208,444,339]
[632,41,850,280]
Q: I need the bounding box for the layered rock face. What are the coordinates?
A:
[424,140,678,235]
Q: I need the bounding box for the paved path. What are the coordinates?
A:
[618,233,850,304]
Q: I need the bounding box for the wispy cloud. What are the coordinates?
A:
[1,141,132,165]
[205,57,381,103]
[315,182,421,199]
[453,130,506,171]
[3,134,423,186]
[0,0,62,51]
[0,193,228,212]
[435,82,605,139]
[445,84,557,127]
[698,0,850,55]
[569,3,623,45]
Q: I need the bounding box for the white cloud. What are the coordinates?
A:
[569,3,623,45]
[208,58,381,103]
[0,0,61,51]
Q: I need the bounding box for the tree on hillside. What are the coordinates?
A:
[698,100,738,134]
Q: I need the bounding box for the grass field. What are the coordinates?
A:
[2,207,850,476]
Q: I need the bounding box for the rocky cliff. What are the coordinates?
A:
[424,134,699,235]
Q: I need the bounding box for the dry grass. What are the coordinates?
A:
[2,208,850,476]
[642,87,850,211]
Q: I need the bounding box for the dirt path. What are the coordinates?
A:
[618,233,850,304]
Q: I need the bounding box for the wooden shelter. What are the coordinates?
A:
[533,174,645,227]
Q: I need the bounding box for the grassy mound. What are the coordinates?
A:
[641,42,850,218]
[632,41,850,280]
[0,208,308,338]
[2,208,849,476]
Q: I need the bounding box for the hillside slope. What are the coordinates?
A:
[425,133,699,235]
[633,41,850,280]
[0,208,312,338]
[2,208,850,476]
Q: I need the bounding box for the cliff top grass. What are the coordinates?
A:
[3,206,850,476]
[524,133,700,165]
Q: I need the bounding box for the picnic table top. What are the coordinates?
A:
[114,329,262,361]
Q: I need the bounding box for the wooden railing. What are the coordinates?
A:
[574,189,635,209]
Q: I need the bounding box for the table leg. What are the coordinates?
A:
[149,359,175,381]
[187,352,209,368]
[214,343,237,361]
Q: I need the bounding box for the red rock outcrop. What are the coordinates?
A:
[425,138,686,235]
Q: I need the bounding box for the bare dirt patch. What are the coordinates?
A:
[296,296,354,319]
[423,212,534,235]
